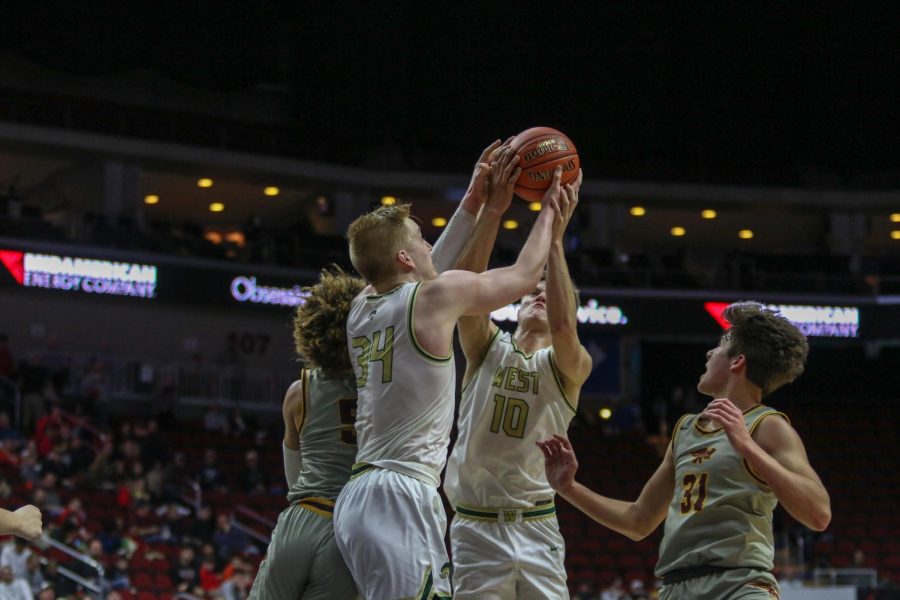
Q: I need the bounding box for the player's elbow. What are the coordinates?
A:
[808,506,831,532]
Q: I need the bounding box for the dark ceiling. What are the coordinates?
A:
[3,3,900,189]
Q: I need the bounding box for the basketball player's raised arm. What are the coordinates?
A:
[431,140,503,273]
[423,166,564,323]
[454,145,520,373]
[546,171,592,391]
[538,434,672,541]
[282,378,305,486]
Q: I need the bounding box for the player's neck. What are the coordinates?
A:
[371,273,417,294]
[721,379,763,411]
[513,328,551,355]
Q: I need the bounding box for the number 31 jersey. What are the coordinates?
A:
[444,329,577,508]
[346,282,456,487]
[655,405,787,577]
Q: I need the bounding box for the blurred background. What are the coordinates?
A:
[0,3,898,599]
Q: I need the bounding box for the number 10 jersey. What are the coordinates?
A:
[444,329,577,508]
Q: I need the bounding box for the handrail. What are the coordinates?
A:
[231,520,270,545]
[235,504,275,530]
[37,534,105,597]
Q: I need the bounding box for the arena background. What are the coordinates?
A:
[0,3,899,599]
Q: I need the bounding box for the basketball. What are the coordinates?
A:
[510,127,580,202]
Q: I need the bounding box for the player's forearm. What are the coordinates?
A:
[743,444,831,531]
[546,241,578,334]
[556,481,650,541]
[453,206,504,273]
[431,208,477,274]
[511,208,554,283]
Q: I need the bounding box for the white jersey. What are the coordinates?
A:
[346,282,456,487]
[445,329,577,508]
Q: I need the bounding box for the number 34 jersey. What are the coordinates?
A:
[346,282,456,487]
[655,405,788,577]
[444,329,577,508]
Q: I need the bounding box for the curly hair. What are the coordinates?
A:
[723,301,809,397]
[293,266,365,379]
[347,203,411,283]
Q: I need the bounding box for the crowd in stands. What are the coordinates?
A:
[0,336,284,600]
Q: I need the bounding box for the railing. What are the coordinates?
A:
[235,504,276,531]
[811,567,877,588]
[36,533,106,599]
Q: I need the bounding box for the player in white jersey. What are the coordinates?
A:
[249,267,364,600]
[334,151,571,600]
[444,148,592,599]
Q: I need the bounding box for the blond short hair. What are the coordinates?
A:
[293,266,365,379]
[347,203,412,283]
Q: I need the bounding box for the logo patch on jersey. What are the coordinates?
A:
[690,447,716,464]
[440,562,452,580]
[367,309,377,320]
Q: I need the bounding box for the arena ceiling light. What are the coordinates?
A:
[431,217,447,227]
[629,206,646,217]
[144,194,159,205]
[209,202,225,212]
[263,186,280,197]
[197,178,214,188]
[738,229,754,239]
[670,226,686,237]
[701,209,717,219]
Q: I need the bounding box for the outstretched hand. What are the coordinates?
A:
[484,144,521,214]
[461,139,506,214]
[536,434,578,493]
[552,168,582,241]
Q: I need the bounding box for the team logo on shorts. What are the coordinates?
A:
[503,510,518,522]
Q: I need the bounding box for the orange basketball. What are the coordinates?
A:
[510,127,580,202]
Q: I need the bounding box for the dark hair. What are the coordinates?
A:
[723,301,809,397]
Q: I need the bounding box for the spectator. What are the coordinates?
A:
[0,413,23,443]
[0,537,32,579]
[170,546,199,592]
[202,405,228,434]
[137,418,168,470]
[628,578,649,599]
[104,556,130,590]
[217,563,253,600]
[211,512,251,563]
[198,556,221,594]
[574,580,599,600]
[0,565,32,600]
[17,356,51,432]
[182,505,215,547]
[196,449,226,492]
[239,450,268,495]
[601,577,627,600]
[23,556,44,596]
[41,561,74,598]
[56,497,86,529]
